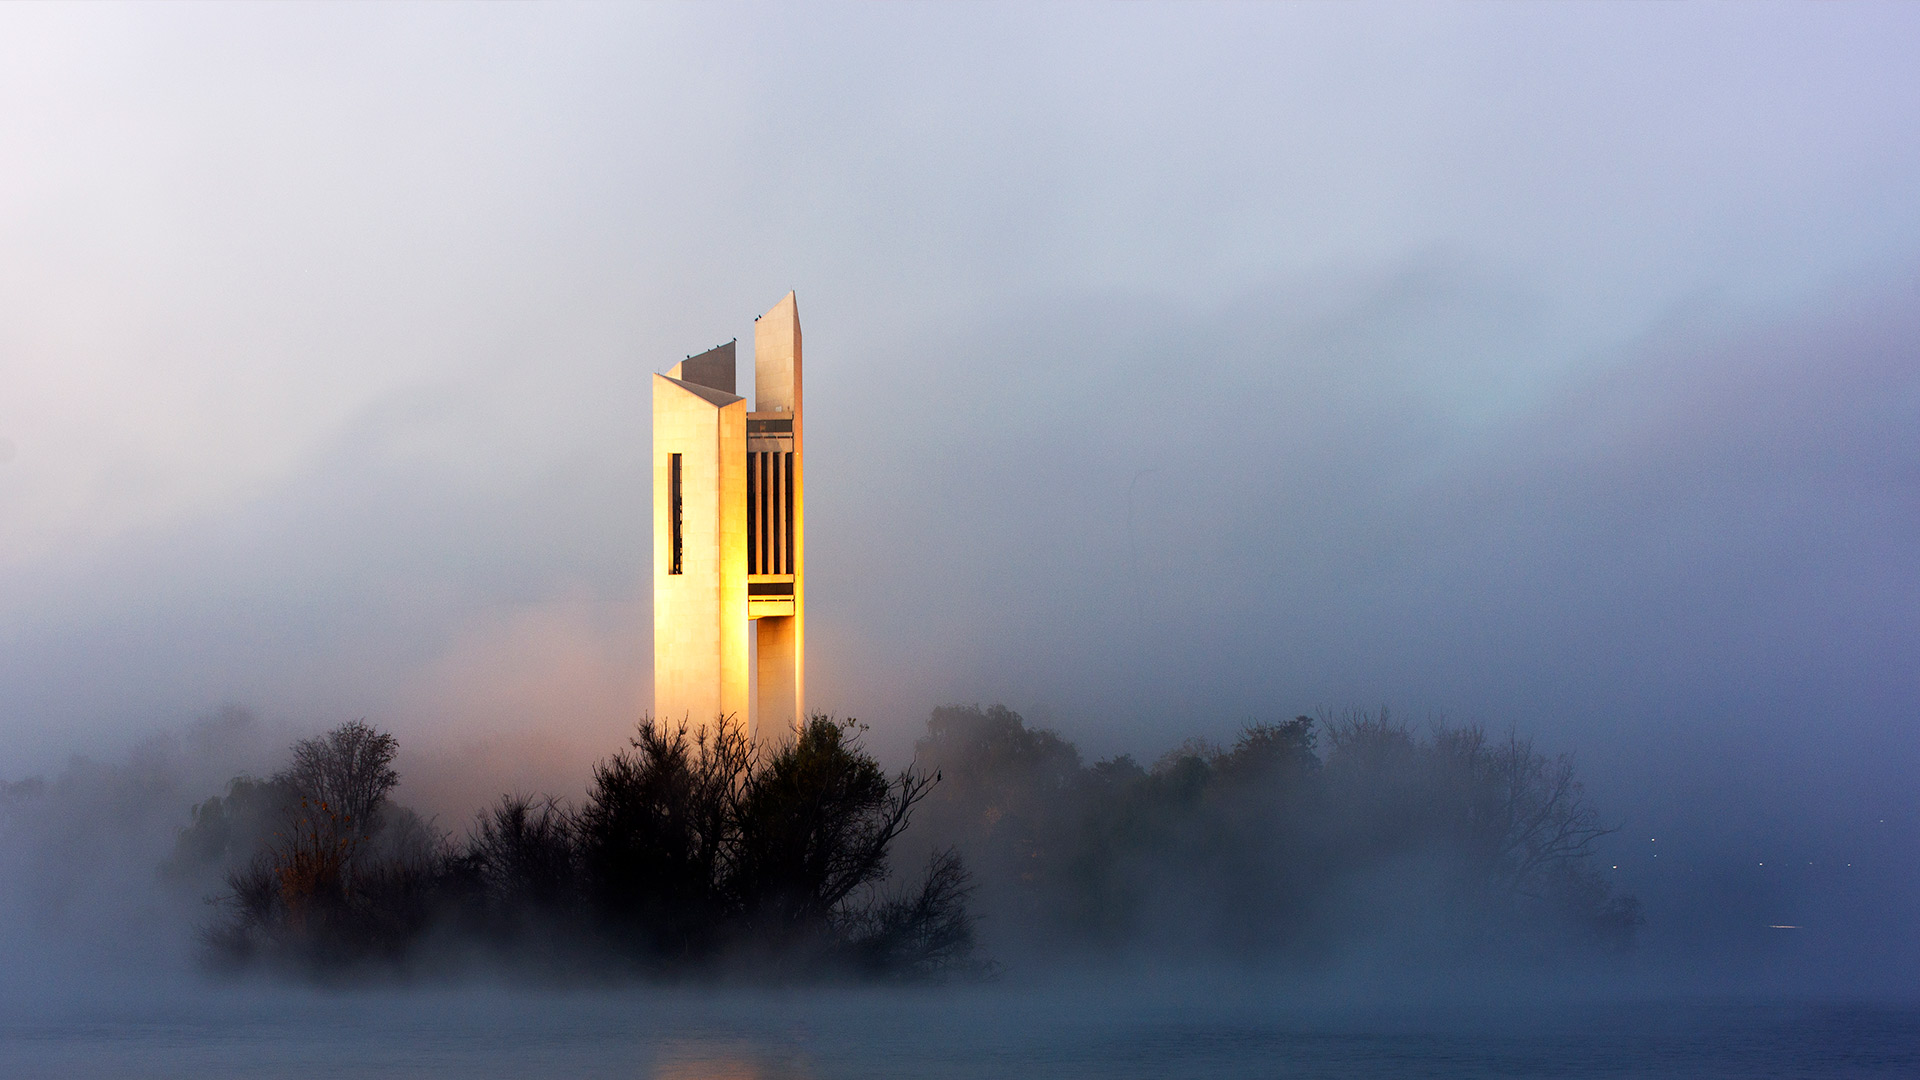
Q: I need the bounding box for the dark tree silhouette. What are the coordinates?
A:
[277,719,399,847]
[467,794,579,921]
[576,716,747,959]
[199,714,976,979]
[192,702,1637,978]
[730,717,937,948]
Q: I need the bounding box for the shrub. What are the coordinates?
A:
[200,715,975,980]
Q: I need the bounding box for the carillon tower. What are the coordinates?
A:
[652,292,804,743]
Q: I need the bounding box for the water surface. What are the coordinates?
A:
[4,979,1914,1078]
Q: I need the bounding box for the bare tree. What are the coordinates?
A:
[1487,731,1615,900]
[1425,722,1617,897]
[840,847,979,978]
[276,720,400,845]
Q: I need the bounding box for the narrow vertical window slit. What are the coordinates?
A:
[668,453,683,575]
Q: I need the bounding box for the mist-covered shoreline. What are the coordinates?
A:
[3,707,1913,1080]
[141,704,1638,982]
[4,701,1910,1000]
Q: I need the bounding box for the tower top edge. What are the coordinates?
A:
[655,372,744,408]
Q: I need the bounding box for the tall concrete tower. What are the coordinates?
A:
[652,292,804,743]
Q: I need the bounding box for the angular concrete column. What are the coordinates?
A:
[651,367,748,730]
[752,292,804,742]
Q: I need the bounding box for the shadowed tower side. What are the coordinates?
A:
[749,293,803,738]
[653,342,748,729]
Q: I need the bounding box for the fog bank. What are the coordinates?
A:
[2,3,1916,1003]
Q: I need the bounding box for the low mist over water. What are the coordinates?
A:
[6,980,1917,1079]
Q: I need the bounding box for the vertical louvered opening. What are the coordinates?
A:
[783,451,795,574]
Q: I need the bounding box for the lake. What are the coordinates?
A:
[2,976,1914,1078]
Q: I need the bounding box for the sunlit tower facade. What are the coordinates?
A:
[652,292,804,744]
